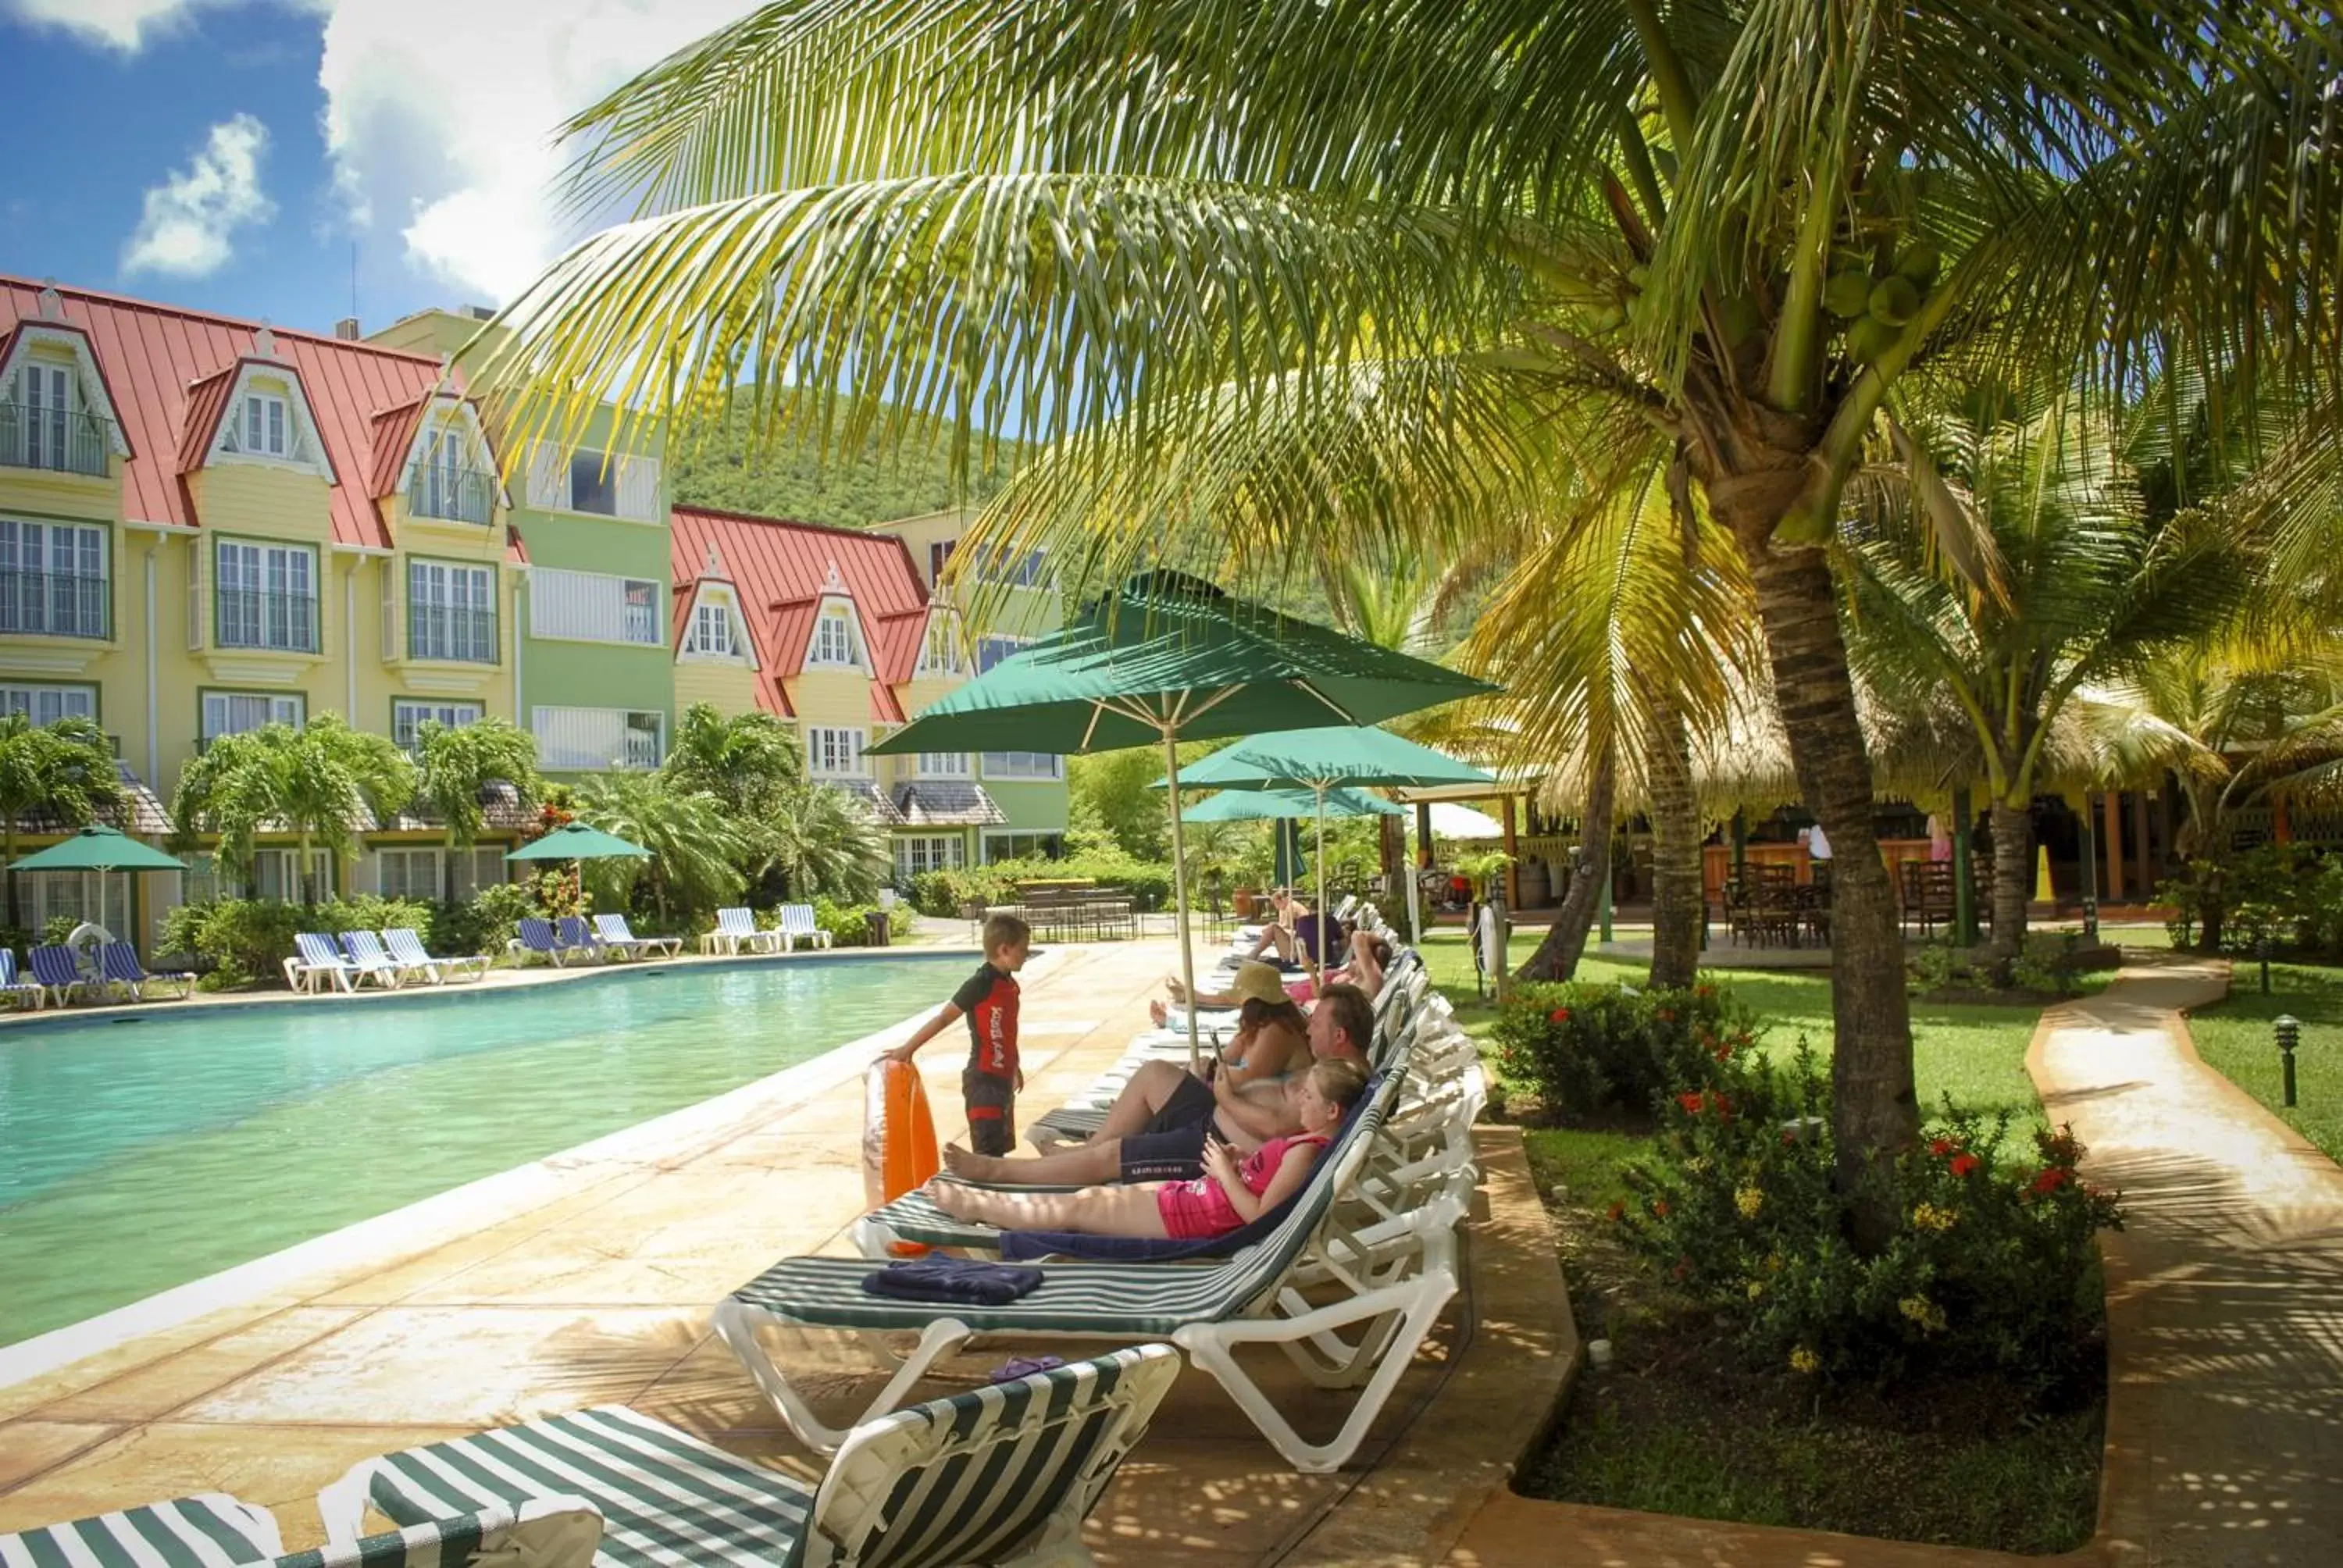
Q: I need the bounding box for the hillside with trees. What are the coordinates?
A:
[668,393,1025,528]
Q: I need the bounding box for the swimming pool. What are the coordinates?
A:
[0,954,960,1348]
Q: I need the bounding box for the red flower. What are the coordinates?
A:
[1949,1153,1981,1178]
[1929,1138,1956,1158]
[1549,1007,1572,1024]
[1781,1127,1799,1146]
[1678,1092,1706,1115]
[1607,1200,1626,1223]
[2030,1167,2070,1197]
[1653,1199,1671,1218]
[1696,983,1717,999]
[1657,1007,1676,1023]
[1672,1256,1692,1280]
[1709,1091,1735,1122]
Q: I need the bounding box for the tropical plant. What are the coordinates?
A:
[0,713,121,926]
[412,717,543,900]
[171,716,416,902]
[662,702,803,815]
[477,1,2342,1238]
[768,780,891,901]
[1844,392,2256,962]
[570,770,753,921]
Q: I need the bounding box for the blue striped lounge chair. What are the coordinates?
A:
[338,930,409,989]
[776,903,832,951]
[700,906,779,956]
[593,913,681,960]
[555,915,619,963]
[0,1491,602,1568]
[713,1072,1463,1474]
[287,932,362,993]
[508,916,594,967]
[317,1349,1179,1568]
[0,947,46,1009]
[29,943,92,1007]
[383,928,490,984]
[99,941,194,1002]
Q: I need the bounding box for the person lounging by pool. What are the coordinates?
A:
[928,1059,1368,1238]
[1152,934,1389,1018]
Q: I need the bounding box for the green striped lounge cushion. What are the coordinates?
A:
[348,1408,810,1568]
[0,1497,598,1568]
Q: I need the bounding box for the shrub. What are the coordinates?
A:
[904,855,1178,917]
[434,882,537,957]
[40,914,80,947]
[807,896,918,946]
[1489,980,1752,1118]
[1614,1042,2121,1393]
[159,898,305,986]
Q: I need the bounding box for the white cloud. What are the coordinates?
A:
[316,1,755,305]
[121,112,277,277]
[5,0,209,50]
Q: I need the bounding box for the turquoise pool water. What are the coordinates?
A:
[0,955,958,1348]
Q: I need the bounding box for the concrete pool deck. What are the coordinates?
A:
[0,937,1574,1566]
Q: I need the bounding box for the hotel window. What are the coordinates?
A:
[918,752,969,778]
[376,847,442,902]
[0,682,96,725]
[975,635,1029,674]
[929,540,957,585]
[893,835,966,880]
[533,706,664,771]
[917,615,965,675]
[254,846,333,903]
[9,362,103,475]
[215,540,317,652]
[808,603,864,668]
[982,830,1065,863]
[407,560,497,662]
[807,725,866,776]
[243,393,288,457]
[0,519,109,638]
[392,699,483,754]
[683,599,736,656]
[530,568,664,646]
[981,750,1063,781]
[972,546,1048,588]
[201,690,305,744]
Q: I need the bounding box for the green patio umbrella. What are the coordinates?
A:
[505,821,652,861]
[8,825,187,939]
[1162,726,1494,950]
[1272,815,1308,888]
[1181,786,1403,822]
[870,571,1494,1067]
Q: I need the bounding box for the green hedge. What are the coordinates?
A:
[908,854,1176,917]
[1490,980,1752,1118]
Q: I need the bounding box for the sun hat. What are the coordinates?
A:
[1229,960,1288,1007]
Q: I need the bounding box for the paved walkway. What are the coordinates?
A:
[1450,957,2343,1567]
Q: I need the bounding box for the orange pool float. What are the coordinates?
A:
[862,1058,940,1255]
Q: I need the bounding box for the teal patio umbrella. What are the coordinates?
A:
[1181,786,1403,822]
[870,572,1495,1067]
[1163,725,1494,950]
[1272,816,1308,888]
[506,821,652,862]
[8,825,187,939]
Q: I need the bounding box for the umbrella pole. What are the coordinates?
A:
[1404,804,1422,949]
[1162,731,1202,1076]
[1314,784,1328,980]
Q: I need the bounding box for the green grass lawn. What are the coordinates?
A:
[2183,961,2343,1164]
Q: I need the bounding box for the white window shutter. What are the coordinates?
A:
[525,441,565,511]
[617,454,661,522]
[380,565,396,661]
[186,543,204,652]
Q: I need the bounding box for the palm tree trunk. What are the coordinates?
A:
[3,824,16,930]
[1988,800,2032,966]
[1645,692,1703,989]
[1731,512,1919,1243]
[1514,741,1615,982]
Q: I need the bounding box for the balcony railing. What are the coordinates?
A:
[404,461,498,525]
[215,589,319,653]
[0,401,114,478]
[407,604,498,663]
[0,569,110,638]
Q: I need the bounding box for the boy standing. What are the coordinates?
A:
[888,913,1031,1156]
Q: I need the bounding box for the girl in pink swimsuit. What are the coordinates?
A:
[928,1060,1369,1239]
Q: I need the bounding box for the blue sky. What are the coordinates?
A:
[0,0,752,336]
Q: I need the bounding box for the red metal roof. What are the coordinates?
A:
[669,505,936,718]
[0,275,460,550]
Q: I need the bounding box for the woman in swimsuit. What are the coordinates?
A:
[928,1060,1368,1238]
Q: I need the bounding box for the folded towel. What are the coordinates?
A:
[862,1255,1044,1305]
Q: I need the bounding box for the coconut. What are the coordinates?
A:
[1824,269,1874,319]
[1868,275,1921,327]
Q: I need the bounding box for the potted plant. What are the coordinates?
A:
[1453,849,1515,902]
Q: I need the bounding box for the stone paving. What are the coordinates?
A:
[0,937,1574,1566]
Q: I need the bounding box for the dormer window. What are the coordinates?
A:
[685,599,736,657]
[917,612,967,676]
[242,393,288,457]
[808,601,864,668]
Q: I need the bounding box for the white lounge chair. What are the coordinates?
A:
[319,1349,1178,1568]
[776,902,833,950]
[701,906,781,955]
[0,1489,601,1568]
[287,932,362,993]
[383,927,489,983]
[594,912,681,960]
[339,930,410,989]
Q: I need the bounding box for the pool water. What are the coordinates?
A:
[0,955,958,1348]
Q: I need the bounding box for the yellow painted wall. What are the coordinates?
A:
[673,657,760,715]
[186,465,336,548]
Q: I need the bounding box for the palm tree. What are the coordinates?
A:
[0,713,122,927]
[662,703,803,815]
[172,717,416,902]
[571,770,753,921]
[769,781,891,901]
[477,2,2340,1232]
[412,717,543,900]
[1845,394,2255,962]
